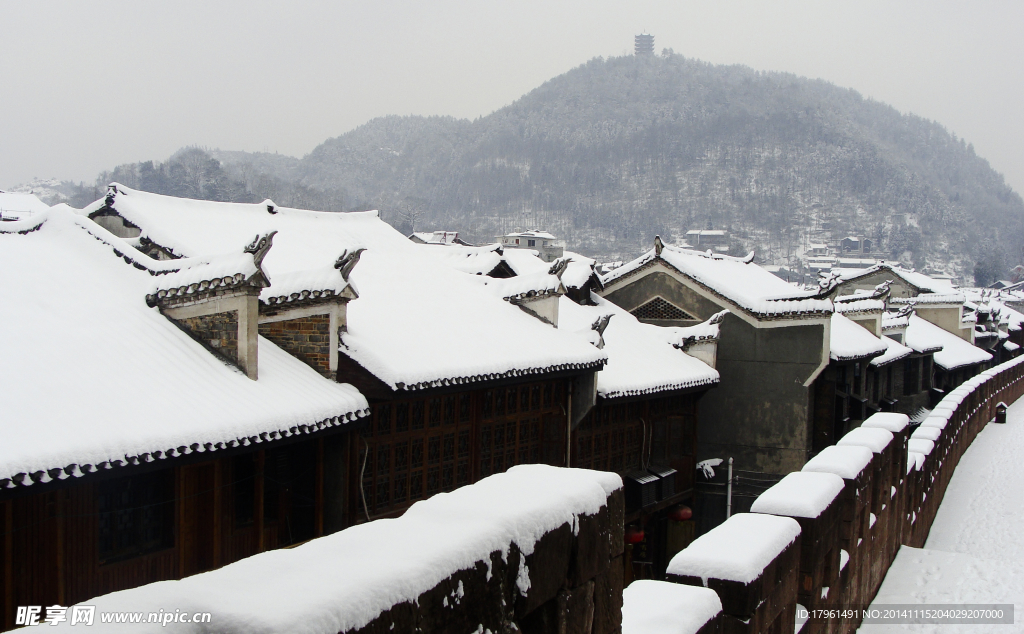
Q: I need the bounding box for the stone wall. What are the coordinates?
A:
[173,311,238,363]
[259,314,332,378]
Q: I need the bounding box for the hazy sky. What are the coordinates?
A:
[2,1,1023,193]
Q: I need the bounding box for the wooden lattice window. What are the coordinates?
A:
[574,402,644,473]
[97,469,174,563]
[359,381,566,519]
[630,297,695,321]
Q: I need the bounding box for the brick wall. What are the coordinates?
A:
[174,311,239,364]
[259,314,332,379]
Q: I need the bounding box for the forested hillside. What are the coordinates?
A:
[83,54,1024,281]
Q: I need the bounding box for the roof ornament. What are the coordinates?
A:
[590,314,613,349]
[817,270,841,292]
[654,235,664,257]
[708,309,729,325]
[244,231,277,270]
[548,257,572,279]
[896,303,915,318]
[334,247,366,281]
[741,251,755,264]
[105,184,119,206]
[262,199,278,215]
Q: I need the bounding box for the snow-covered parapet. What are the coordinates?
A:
[622,580,722,634]
[802,445,873,481]
[667,513,801,585]
[53,465,623,634]
[750,472,845,519]
[837,427,894,454]
[861,412,910,433]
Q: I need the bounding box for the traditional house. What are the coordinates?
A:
[407,230,471,246]
[496,230,565,262]
[904,315,992,394]
[0,190,49,222]
[599,239,835,528]
[0,208,370,628]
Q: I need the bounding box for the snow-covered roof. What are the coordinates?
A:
[87,185,607,391]
[622,580,722,634]
[0,209,369,489]
[53,465,620,634]
[502,230,558,240]
[905,315,991,371]
[830,313,887,362]
[882,311,911,332]
[833,298,884,314]
[838,264,954,294]
[666,513,801,584]
[0,191,50,221]
[409,230,461,245]
[802,445,873,480]
[603,244,833,320]
[557,296,720,399]
[685,229,727,236]
[890,292,966,306]
[750,471,845,519]
[870,335,913,367]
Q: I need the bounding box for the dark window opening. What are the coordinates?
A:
[97,469,174,564]
[232,453,256,528]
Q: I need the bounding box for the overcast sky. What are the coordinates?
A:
[2,1,1022,193]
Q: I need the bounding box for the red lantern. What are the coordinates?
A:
[668,505,693,522]
[624,526,645,544]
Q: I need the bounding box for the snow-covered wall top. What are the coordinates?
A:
[749,472,845,519]
[51,465,621,634]
[557,295,719,399]
[837,427,894,454]
[905,315,991,371]
[830,313,887,361]
[838,264,954,294]
[861,412,910,433]
[603,244,833,319]
[87,185,607,391]
[802,445,873,480]
[666,513,801,584]
[622,580,722,634]
[0,209,369,488]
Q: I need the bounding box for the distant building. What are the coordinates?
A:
[841,236,872,254]
[407,230,471,246]
[0,191,49,221]
[496,230,565,262]
[807,243,830,257]
[634,33,654,56]
[684,229,728,251]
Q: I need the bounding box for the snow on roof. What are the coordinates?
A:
[834,298,884,314]
[839,264,954,294]
[890,292,966,306]
[830,313,887,361]
[622,580,722,634]
[416,243,509,276]
[1005,341,1020,352]
[750,472,845,519]
[88,185,607,391]
[882,311,911,331]
[481,270,563,301]
[802,445,873,480]
[686,229,727,236]
[666,513,801,584]
[559,252,600,289]
[557,295,719,399]
[0,191,50,220]
[861,412,910,433]
[905,315,991,371]
[409,230,461,245]
[503,230,558,240]
[604,244,833,319]
[837,427,893,454]
[870,335,913,367]
[0,209,368,488]
[55,465,620,634]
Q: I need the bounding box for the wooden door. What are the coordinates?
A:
[180,463,217,577]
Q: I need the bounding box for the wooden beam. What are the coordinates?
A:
[255,450,265,553]
[213,460,223,568]
[55,492,65,606]
[315,439,324,537]
[4,500,13,631]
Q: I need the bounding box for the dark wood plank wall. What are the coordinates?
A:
[0,437,330,632]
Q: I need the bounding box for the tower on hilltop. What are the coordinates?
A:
[634,33,654,56]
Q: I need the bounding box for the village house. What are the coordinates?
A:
[0,190,49,222]
[598,239,835,530]
[496,230,565,262]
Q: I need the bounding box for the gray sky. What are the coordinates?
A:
[2,0,1023,193]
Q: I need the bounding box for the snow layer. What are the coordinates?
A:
[622,580,722,634]
[750,472,845,519]
[861,412,910,433]
[864,398,1024,633]
[870,335,914,367]
[837,427,893,454]
[911,427,941,442]
[51,465,620,634]
[87,185,606,391]
[838,265,953,294]
[904,315,991,370]
[908,438,935,456]
[603,244,832,318]
[833,298,885,314]
[0,209,368,486]
[557,295,719,398]
[666,513,801,583]
[830,313,888,361]
[802,445,873,480]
